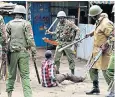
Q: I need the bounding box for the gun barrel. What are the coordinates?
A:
[58,37,86,52]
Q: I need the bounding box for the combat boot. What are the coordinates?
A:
[86,80,100,95]
[71,69,74,75]
[8,91,12,97]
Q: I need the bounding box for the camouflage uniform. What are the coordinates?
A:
[0,15,6,44]
[53,19,79,74]
[106,33,115,85]
[105,25,115,96]
[0,15,7,78]
[6,18,36,97]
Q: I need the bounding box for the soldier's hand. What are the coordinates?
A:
[77,28,80,32]
[46,30,52,34]
[32,56,36,61]
[100,43,109,52]
[85,33,90,38]
[31,47,37,61]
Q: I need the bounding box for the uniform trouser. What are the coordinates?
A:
[89,68,110,85]
[54,46,75,70]
[106,53,114,92]
[106,69,114,85]
[6,51,32,97]
[56,73,84,83]
[106,53,114,85]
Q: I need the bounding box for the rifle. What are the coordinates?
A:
[58,37,86,52]
[32,57,41,84]
[84,49,103,74]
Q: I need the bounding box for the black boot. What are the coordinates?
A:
[86,80,100,95]
[71,69,74,75]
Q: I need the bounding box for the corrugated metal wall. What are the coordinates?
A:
[77,24,95,60]
[31,2,51,47]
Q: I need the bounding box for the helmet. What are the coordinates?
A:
[13,5,26,14]
[89,5,103,16]
[112,5,115,13]
[57,11,66,18]
[100,13,108,18]
[45,50,52,59]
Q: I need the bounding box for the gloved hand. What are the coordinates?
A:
[85,31,94,38]
[31,47,37,61]
[85,33,91,38]
[46,30,52,34]
[32,54,37,61]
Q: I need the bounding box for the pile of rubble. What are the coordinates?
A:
[0,2,16,15]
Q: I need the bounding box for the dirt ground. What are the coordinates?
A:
[0,48,108,97]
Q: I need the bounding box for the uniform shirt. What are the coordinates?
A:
[41,59,57,87]
[6,18,37,57]
[53,19,79,45]
[92,16,114,70]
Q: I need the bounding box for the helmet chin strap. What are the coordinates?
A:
[91,15,100,20]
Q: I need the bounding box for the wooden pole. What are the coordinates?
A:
[77,2,80,25]
[26,1,28,21]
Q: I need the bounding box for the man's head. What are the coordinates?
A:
[57,11,66,24]
[89,5,103,20]
[13,5,26,19]
[45,50,52,59]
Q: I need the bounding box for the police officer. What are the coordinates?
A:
[85,5,114,95]
[47,11,80,74]
[6,5,37,97]
[105,4,115,97]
